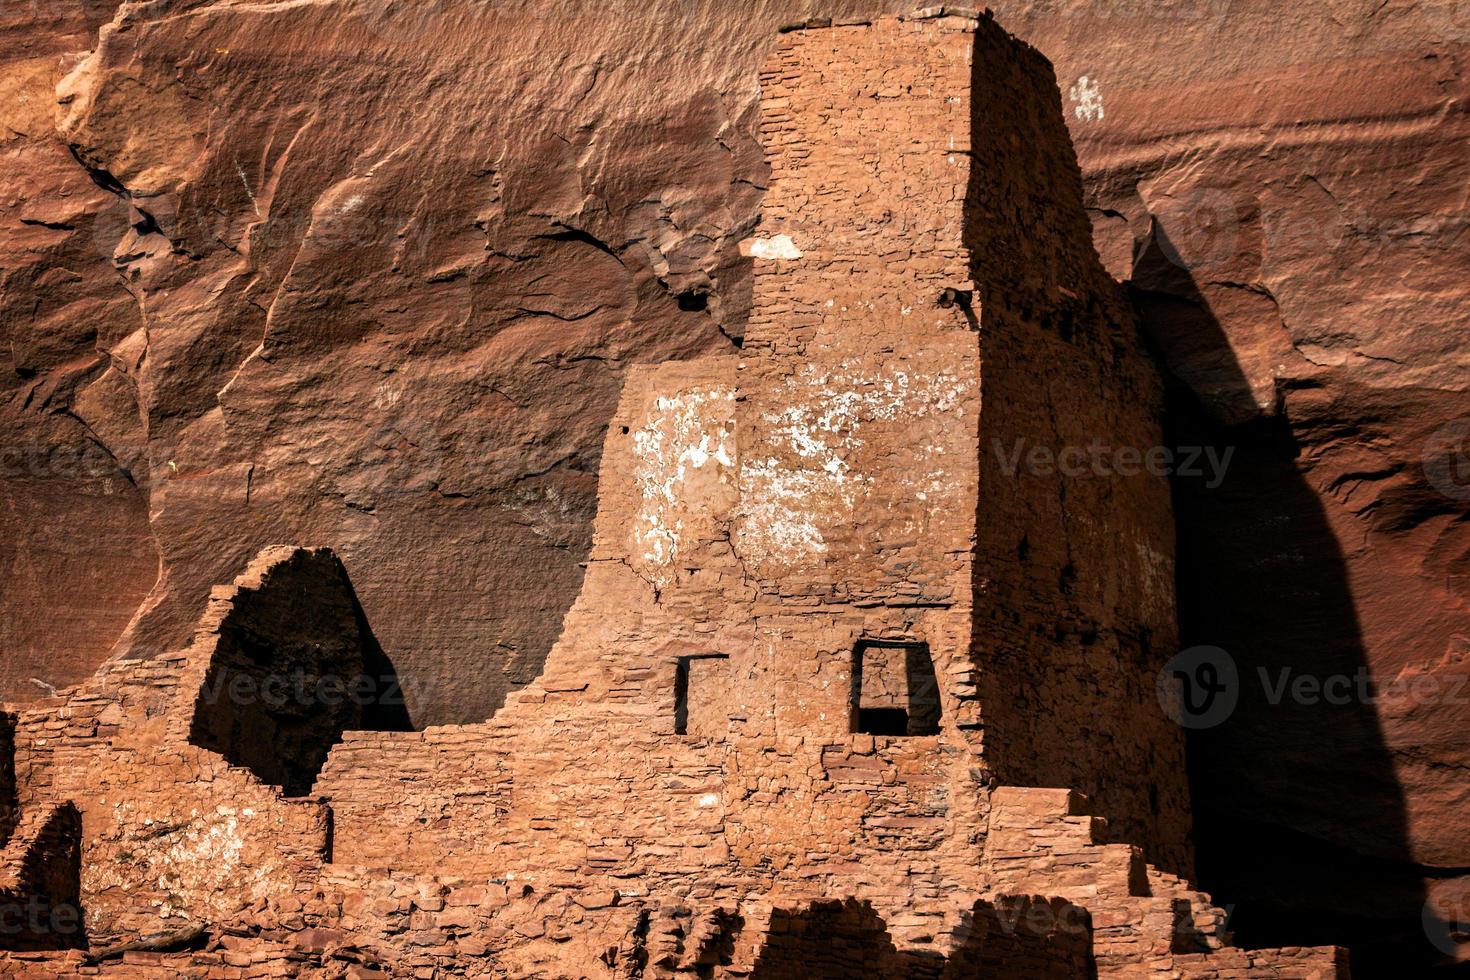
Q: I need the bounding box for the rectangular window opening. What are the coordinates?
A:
[851,641,942,737]
[674,654,731,737]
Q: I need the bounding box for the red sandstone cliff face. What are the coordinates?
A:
[1020,2,1470,968]
[1,0,1466,971]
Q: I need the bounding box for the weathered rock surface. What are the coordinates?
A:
[1,0,1467,971]
[1024,2,1470,969]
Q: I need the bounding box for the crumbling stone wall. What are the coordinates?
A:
[6,551,347,947]
[0,713,16,848]
[306,13,1240,966]
[186,547,410,796]
[311,22,1000,946]
[0,802,82,951]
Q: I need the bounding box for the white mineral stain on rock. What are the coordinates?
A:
[737,460,831,560]
[737,360,973,566]
[740,234,803,260]
[629,384,737,587]
[1069,75,1104,122]
[86,800,289,927]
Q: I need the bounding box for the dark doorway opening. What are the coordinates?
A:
[188,549,413,798]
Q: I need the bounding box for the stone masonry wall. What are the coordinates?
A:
[307,15,1236,970]
[0,713,16,848]
[733,13,983,765]
[186,547,409,796]
[315,23,996,950]
[0,802,82,951]
[9,552,336,948]
[962,16,1191,875]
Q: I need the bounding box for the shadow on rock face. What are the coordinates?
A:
[1134,223,1438,976]
[749,896,1094,979]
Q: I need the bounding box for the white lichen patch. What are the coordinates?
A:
[629,384,737,588]
[737,359,974,566]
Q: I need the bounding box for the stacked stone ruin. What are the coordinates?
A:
[0,12,1346,978]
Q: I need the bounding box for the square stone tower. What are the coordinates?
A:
[734,15,985,746]
[729,12,1189,873]
[435,11,1193,881]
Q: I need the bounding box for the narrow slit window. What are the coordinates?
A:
[675,654,731,737]
[851,641,942,737]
